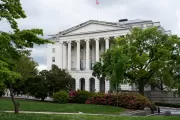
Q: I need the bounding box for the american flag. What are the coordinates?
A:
[96,0,99,5]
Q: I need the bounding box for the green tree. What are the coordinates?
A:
[93,46,129,106]
[12,54,38,96]
[0,82,6,96]
[93,27,180,95]
[0,0,51,113]
[27,74,49,101]
[27,65,73,100]
[48,65,73,96]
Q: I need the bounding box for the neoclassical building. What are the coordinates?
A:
[47,19,171,93]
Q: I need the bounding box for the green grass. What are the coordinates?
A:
[0,113,179,120]
[0,98,124,114]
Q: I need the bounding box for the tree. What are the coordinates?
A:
[0,82,6,96]
[47,65,73,96]
[27,74,49,101]
[93,27,180,95]
[0,0,51,113]
[12,54,38,96]
[93,46,129,106]
[27,65,73,100]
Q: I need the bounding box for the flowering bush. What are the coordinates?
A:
[118,92,152,110]
[86,92,153,110]
[85,94,116,106]
[69,90,93,103]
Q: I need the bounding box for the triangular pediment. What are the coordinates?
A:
[59,20,121,36]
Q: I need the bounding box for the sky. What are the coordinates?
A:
[1,0,180,71]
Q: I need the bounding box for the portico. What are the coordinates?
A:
[60,37,110,71]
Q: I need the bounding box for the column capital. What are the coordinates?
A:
[67,41,72,44]
[85,38,90,42]
[59,41,63,44]
[104,37,109,40]
[76,40,81,43]
[95,37,100,41]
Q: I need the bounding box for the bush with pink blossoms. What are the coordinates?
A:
[86,92,154,110]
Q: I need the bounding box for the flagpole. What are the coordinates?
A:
[96,0,99,20]
[97,5,98,20]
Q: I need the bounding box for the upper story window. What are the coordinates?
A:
[52,48,55,53]
[52,57,55,62]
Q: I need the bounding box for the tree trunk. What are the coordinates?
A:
[9,83,19,114]
[116,83,119,106]
[138,80,145,95]
[41,98,45,101]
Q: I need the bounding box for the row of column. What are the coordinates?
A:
[59,37,110,70]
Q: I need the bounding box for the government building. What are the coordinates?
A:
[47,19,171,93]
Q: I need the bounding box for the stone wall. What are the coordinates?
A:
[144,91,180,104]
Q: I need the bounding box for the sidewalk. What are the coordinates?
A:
[3,111,120,116]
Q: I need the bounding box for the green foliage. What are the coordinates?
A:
[53,91,69,104]
[47,65,73,96]
[27,65,73,100]
[12,54,38,95]
[0,0,26,31]
[0,82,5,96]
[0,0,52,113]
[93,27,180,95]
[27,75,49,101]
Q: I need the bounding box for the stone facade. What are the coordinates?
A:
[47,19,171,93]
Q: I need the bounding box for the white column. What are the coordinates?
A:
[59,42,63,68]
[105,37,109,50]
[105,80,110,93]
[76,40,80,70]
[85,79,89,91]
[95,78,100,92]
[67,41,71,70]
[63,42,67,69]
[76,79,80,90]
[95,38,99,62]
[85,39,90,70]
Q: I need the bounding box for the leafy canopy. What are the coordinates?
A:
[93,27,180,95]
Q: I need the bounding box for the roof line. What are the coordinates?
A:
[61,28,129,37]
[55,20,121,36]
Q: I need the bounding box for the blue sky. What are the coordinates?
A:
[1,0,180,71]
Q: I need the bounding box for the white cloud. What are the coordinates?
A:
[2,0,180,66]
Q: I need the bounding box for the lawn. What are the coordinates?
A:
[0,113,179,120]
[0,98,124,114]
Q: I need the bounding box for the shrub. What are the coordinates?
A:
[118,92,152,110]
[86,92,153,110]
[86,94,116,105]
[53,91,69,103]
[69,90,96,103]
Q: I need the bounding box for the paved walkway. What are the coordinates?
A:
[3,111,120,116]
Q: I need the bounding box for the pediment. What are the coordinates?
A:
[63,23,120,35]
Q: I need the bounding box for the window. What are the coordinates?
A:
[52,57,55,62]
[52,48,55,53]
